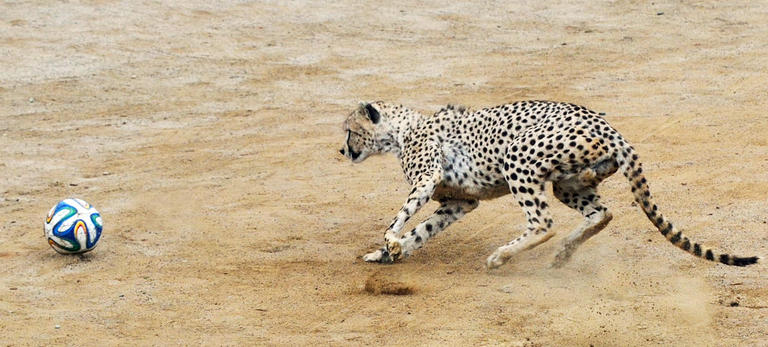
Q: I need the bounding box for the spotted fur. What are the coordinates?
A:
[340,100,760,268]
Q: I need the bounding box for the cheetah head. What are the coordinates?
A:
[339,102,398,163]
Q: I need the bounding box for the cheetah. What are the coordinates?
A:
[339,100,759,269]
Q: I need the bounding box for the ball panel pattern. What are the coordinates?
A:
[44,199,103,254]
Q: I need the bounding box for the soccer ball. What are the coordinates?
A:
[44,198,103,254]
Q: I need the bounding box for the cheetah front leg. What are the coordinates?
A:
[362,175,441,263]
[487,141,557,269]
[485,182,556,269]
[364,199,479,262]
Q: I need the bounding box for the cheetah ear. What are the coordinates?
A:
[364,103,380,124]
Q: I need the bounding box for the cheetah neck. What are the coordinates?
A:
[386,107,423,159]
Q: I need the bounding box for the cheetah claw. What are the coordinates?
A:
[387,240,403,261]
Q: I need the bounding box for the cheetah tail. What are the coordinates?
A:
[617,146,759,267]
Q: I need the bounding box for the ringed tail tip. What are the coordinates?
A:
[722,255,759,267]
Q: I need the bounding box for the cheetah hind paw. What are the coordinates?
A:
[486,251,506,269]
[550,243,577,269]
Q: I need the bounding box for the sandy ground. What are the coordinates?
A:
[1,0,768,345]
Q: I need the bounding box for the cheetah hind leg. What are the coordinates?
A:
[550,207,612,268]
[550,160,618,268]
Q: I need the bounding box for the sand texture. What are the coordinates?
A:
[1,1,767,345]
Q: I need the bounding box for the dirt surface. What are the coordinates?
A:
[2,0,768,345]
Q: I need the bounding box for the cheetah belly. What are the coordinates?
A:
[433,142,510,201]
[433,182,509,201]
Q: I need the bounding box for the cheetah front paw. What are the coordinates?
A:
[387,240,403,261]
[363,239,406,264]
[363,248,394,263]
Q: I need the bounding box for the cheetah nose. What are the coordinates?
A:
[339,148,346,155]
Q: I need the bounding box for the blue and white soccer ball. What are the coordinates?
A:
[44,198,103,254]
